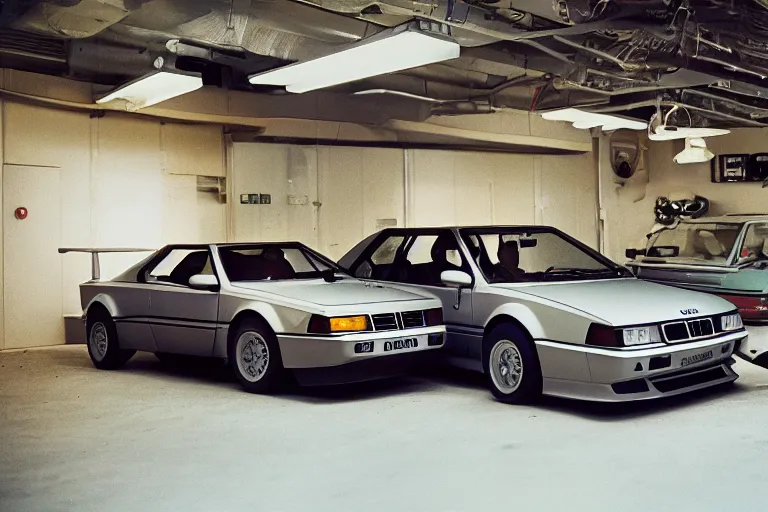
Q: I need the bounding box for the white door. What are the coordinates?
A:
[3,165,62,349]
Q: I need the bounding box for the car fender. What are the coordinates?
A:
[84,293,120,319]
[213,300,310,358]
[483,303,547,340]
[482,302,595,382]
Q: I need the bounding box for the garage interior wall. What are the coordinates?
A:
[600,129,768,261]
[0,102,227,350]
[231,143,598,261]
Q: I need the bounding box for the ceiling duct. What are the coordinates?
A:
[107,0,383,63]
[12,0,137,38]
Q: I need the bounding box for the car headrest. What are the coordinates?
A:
[698,230,725,257]
[430,234,457,263]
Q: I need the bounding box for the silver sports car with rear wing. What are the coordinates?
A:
[60,242,446,393]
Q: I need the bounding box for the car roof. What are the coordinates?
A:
[679,214,768,224]
[375,225,551,231]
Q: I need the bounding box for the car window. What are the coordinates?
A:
[148,249,212,286]
[647,222,743,266]
[350,235,405,280]
[462,229,624,283]
[405,236,462,267]
[351,232,468,285]
[738,222,768,264]
[219,245,339,282]
[371,236,404,265]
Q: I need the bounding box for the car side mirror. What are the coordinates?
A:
[441,270,472,310]
[189,274,219,290]
[441,270,472,288]
[625,248,646,259]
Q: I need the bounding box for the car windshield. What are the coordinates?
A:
[645,222,744,267]
[461,228,629,283]
[218,244,344,282]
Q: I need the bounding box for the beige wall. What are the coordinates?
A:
[230,144,404,259]
[409,149,598,247]
[231,143,599,263]
[1,102,226,349]
[601,128,768,262]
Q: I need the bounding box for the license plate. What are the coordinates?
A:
[384,337,418,352]
[680,350,713,367]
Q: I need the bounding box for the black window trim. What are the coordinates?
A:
[351,228,475,287]
[138,244,220,288]
[458,225,632,278]
[215,242,349,282]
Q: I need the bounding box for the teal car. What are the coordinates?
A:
[626,214,768,367]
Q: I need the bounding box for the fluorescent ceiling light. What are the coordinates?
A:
[541,108,648,131]
[248,24,460,94]
[649,125,730,141]
[674,137,715,164]
[96,70,203,111]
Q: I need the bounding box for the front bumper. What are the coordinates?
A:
[735,323,768,367]
[535,330,747,402]
[277,326,446,370]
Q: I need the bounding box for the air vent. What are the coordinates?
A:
[400,311,425,329]
[372,313,398,331]
[0,29,66,62]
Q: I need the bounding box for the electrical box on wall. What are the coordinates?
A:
[712,154,768,183]
[239,193,271,204]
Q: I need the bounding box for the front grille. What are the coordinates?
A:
[372,313,398,331]
[662,318,715,343]
[650,364,728,393]
[663,322,689,342]
[688,318,714,338]
[400,311,425,329]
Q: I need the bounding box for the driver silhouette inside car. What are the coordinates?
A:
[492,240,528,282]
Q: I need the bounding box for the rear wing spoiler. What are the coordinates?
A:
[58,247,155,281]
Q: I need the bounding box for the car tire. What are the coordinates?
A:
[86,309,135,370]
[483,323,542,405]
[228,317,284,394]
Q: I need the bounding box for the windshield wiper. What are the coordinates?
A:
[542,268,622,278]
[321,270,346,282]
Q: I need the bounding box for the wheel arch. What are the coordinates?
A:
[213,304,284,359]
[481,305,545,374]
[482,303,545,341]
[84,294,119,320]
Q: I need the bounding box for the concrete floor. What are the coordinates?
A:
[2,347,768,512]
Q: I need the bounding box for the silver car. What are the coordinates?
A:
[340,226,749,404]
[61,243,446,393]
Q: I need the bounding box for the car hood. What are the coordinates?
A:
[230,278,433,307]
[491,278,736,325]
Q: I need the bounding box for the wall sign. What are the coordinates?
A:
[239,193,271,204]
[712,153,768,185]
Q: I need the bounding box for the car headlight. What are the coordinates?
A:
[622,325,662,346]
[308,314,371,334]
[586,323,662,347]
[720,313,744,332]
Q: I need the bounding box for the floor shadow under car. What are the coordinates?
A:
[54,349,749,415]
[115,352,440,403]
[412,361,748,421]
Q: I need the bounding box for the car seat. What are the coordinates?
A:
[169,251,209,286]
[426,234,462,285]
[261,247,296,280]
[697,230,727,260]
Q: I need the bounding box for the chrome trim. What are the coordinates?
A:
[626,262,739,273]
[661,318,715,343]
